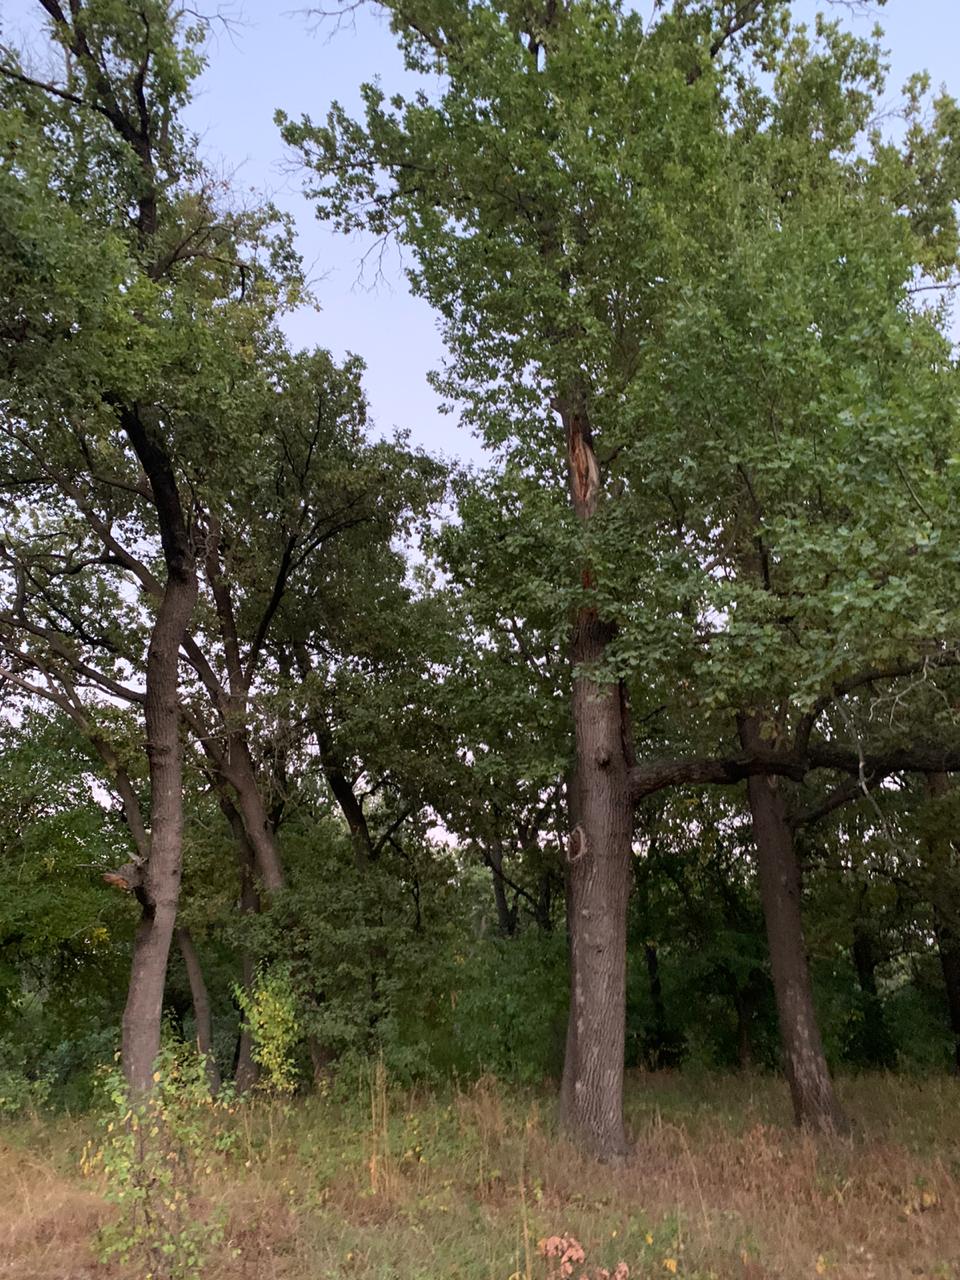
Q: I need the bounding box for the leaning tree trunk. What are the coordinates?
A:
[228,740,286,894]
[176,927,221,1093]
[739,715,848,1134]
[557,399,634,1161]
[122,558,197,1093]
[120,407,198,1095]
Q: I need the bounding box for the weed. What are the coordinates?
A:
[80,1045,237,1279]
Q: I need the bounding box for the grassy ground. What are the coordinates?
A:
[4,1071,960,1280]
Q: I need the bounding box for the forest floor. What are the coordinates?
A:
[3,1072,960,1280]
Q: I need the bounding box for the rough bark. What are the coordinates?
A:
[120,409,197,1092]
[739,714,848,1134]
[560,610,633,1157]
[176,927,221,1093]
[556,401,633,1160]
[227,741,286,893]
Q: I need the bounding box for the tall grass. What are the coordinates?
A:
[4,1071,960,1279]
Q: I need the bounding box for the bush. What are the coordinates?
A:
[82,1044,237,1280]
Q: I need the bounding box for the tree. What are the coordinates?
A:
[284,0,960,1153]
[0,0,319,1089]
[1,0,450,1092]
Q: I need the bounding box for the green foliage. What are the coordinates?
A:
[5,0,960,1174]
[0,1034,51,1116]
[444,932,569,1081]
[83,1044,237,1280]
[235,965,302,1095]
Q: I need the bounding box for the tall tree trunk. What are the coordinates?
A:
[560,614,633,1158]
[120,406,197,1094]
[121,553,196,1092]
[176,927,221,1093]
[557,400,634,1161]
[927,774,960,1073]
[738,714,848,1133]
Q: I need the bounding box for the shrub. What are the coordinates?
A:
[81,1043,236,1280]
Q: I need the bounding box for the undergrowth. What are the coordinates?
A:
[4,1071,960,1280]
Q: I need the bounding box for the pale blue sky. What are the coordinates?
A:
[3,1,960,461]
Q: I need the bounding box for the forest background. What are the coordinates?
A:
[5,1,960,1278]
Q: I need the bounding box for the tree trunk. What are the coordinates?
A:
[851,922,894,1069]
[176,927,221,1093]
[935,913,960,1075]
[120,406,197,1094]
[487,842,517,937]
[557,399,633,1161]
[734,988,754,1071]
[121,555,197,1094]
[229,741,286,893]
[643,942,669,1068]
[739,714,848,1134]
[926,774,960,1074]
[222,799,261,1092]
[559,613,633,1159]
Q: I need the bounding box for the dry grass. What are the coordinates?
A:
[4,1072,960,1280]
[0,1121,109,1279]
